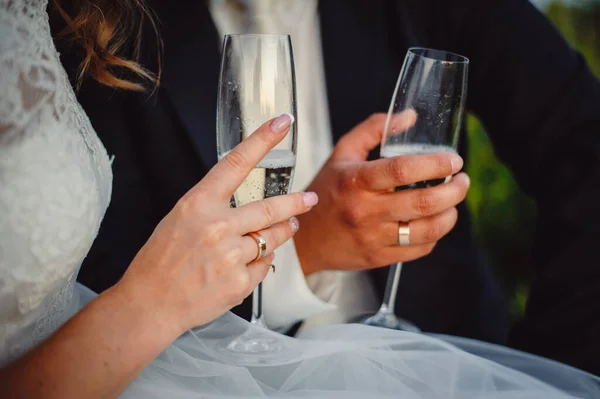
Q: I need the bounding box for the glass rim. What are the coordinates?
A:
[408,47,469,64]
[224,33,291,39]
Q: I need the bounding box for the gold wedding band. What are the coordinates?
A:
[398,222,410,246]
[247,232,267,262]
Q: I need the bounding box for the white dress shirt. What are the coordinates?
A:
[209,0,379,332]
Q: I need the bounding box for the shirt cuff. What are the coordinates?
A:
[262,238,336,330]
[298,269,380,334]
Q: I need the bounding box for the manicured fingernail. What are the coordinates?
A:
[450,154,464,172]
[289,217,300,233]
[302,192,319,207]
[270,113,294,134]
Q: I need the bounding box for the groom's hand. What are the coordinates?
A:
[294,112,470,276]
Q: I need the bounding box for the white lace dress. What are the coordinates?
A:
[1,1,599,398]
[0,0,112,365]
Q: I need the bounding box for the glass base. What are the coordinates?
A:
[214,325,294,366]
[225,330,283,354]
[356,310,421,333]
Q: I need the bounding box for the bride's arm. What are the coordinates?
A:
[0,111,316,398]
[0,285,180,398]
[0,27,170,397]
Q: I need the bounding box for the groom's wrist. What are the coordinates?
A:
[293,229,323,277]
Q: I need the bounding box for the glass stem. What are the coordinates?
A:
[379,262,402,314]
[250,282,266,327]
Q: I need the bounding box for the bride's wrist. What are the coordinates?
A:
[102,281,185,345]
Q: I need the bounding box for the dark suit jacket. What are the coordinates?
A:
[52,0,600,375]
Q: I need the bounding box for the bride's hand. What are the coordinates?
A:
[114,114,316,334]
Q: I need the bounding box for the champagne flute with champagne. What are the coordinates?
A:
[217,34,297,353]
[359,47,469,330]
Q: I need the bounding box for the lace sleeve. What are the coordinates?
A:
[0,0,60,139]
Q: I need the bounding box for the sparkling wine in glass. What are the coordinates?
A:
[359,47,468,331]
[216,34,297,354]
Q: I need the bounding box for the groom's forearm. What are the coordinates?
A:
[0,284,180,399]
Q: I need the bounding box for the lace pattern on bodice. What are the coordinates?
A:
[0,0,113,365]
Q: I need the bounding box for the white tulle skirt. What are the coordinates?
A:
[77,285,600,398]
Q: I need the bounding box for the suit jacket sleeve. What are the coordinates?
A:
[430,0,600,372]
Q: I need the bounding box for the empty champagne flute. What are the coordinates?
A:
[216,34,297,354]
[359,47,469,331]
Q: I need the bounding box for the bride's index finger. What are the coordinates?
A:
[198,113,295,200]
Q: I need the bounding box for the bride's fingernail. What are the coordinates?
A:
[270,113,294,134]
[289,217,300,233]
[302,192,319,207]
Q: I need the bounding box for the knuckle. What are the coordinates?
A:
[341,203,367,228]
[337,169,358,193]
[356,229,378,250]
[423,222,441,243]
[414,192,438,216]
[204,218,231,241]
[262,227,282,250]
[387,158,410,184]
[259,200,277,226]
[335,136,350,152]
[443,182,466,207]
[228,272,250,300]
[223,149,250,172]
[456,181,469,200]
[423,243,436,256]
[436,154,453,177]
[364,251,382,267]
[254,130,272,146]
[449,207,459,222]
[367,113,386,126]
[440,208,458,234]
[176,195,197,216]
[222,246,243,268]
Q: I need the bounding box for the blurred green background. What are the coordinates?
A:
[467,0,600,320]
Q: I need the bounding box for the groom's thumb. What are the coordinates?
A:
[332,110,417,162]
